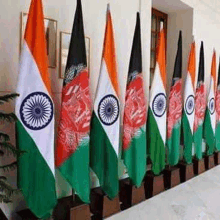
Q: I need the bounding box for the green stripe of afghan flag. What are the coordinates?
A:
[147,108,165,175]
[58,139,90,203]
[182,110,194,164]
[90,112,118,199]
[16,121,57,218]
[194,124,203,160]
[204,109,215,155]
[123,126,146,187]
[167,121,181,166]
[216,122,220,151]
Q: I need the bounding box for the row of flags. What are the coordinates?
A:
[14,0,220,218]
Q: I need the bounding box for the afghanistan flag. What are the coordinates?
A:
[90,5,120,199]
[204,51,216,155]
[182,42,196,164]
[122,12,147,187]
[166,31,182,166]
[15,0,57,217]
[193,42,206,160]
[55,0,91,203]
[215,59,220,151]
[148,23,167,175]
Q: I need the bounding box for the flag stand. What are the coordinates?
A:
[90,188,120,219]
[178,161,194,183]
[214,151,220,165]
[145,171,165,199]
[204,154,215,170]
[163,165,180,189]
[119,178,145,210]
[52,195,91,220]
[193,158,206,175]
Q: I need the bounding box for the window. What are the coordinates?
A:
[150,8,168,84]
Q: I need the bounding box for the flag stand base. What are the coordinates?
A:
[17,196,91,220]
[163,166,180,189]
[119,179,145,210]
[214,152,220,165]
[16,209,38,220]
[90,188,120,219]
[0,209,7,220]
[193,158,205,175]
[145,171,165,199]
[205,155,215,170]
[52,195,91,220]
[178,162,194,182]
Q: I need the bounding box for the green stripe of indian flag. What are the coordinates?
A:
[90,60,119,198]
[123,125,146,187]
[204,77,216,155]
[183,73,195,164]
[15,42,56,217]
[149,63,166,175]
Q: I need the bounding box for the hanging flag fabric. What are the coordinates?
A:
[215,60,220,151]
[193,42,206,160]
[147,23,167,175]
[90,5,120,199]
[122,12,147,187]
[15,0,57,218]
[182,42,196,164]
[55,0,91,203]
[167,31,182,166]
[204,51,216,155]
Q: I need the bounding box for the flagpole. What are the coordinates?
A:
[139,0,141,13]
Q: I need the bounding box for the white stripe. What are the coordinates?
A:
[207,77,216,134]
[184,72,195,134]
[15,42,55,176]
[149,63,167,144]
[94,60,120,156]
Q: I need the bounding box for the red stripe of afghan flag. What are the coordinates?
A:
[166,31,182,166]
[148,23,167,175]
[122,12,147,187]
[215,58,220,151]
[15,0,57,218]
[55,0,91,204]
[193,42,206,160]
[90,4,120,199]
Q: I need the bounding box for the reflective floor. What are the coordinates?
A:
[107,165,220,220]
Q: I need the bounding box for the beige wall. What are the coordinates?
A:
[1,0,220,219]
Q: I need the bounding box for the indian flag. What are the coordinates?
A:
[204,51,216,155]
[215,60,220,151]
[122,12,147,187]
[90,5,120,199]
[148,23,167,175]
[15,0,57,218]
[182,42,196,164]
[193,42,206,160]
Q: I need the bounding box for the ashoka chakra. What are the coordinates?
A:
[209,98,215,115]
[98,94,119,126]
[152,93,166,117]
[185,95,195,115]
[20,92,53,130]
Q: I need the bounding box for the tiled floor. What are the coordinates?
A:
[107,165,220,220]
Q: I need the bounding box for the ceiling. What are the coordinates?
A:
[152,0,192,14]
